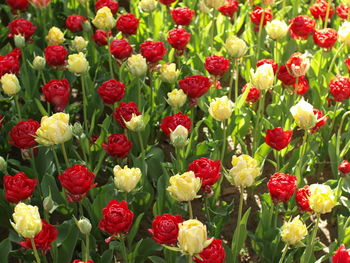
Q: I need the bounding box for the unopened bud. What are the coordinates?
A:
[170,125,189,148]
[77,217,92,235]
[14,35,25,48]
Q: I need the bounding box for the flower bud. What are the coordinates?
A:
[92,7,116,31]
[170,125,189,148]
[125,113,145,132]
[167,89,187,109]
[226,154,260,187]
[35,113,73,146]
[46,26,65,45]
[72,122,84,137]
[11,203,42,238]
[127,54,148,77]
[32,56,46,70]
[113,165,142,192]
[77,217,92,235]
[339,21,350,47]
[160,63,179,84]
[0,156,7,173]
[67,53,89,75]
[290,98,317,130]
[266,20,289,40]
[167,171,201,202]
[251,64,274,90]
[72,36,88,52]
[178,219,212,255]
[43,195,55,213]
[139,0,157,12]
[82,20,92,32]
[14,34,25,48]
[225,36,248,58]
[309,184,336,214]
[1,73,21,96]
[281,216,307,245]
[208,96,234,122]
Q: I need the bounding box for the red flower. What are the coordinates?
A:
[158,0,176,6]
[218,0,239,18]
[204,55,230,76]
[116,13,139,35]
[188,158,221,192]
[338,160,350,174]
[256,59,278,74]
[277,65,296,86]
[294,76,310,95]
[0,48,21,77]
[333,245,350,263]
[98,79,125,105]
[193,239,226,263]
[148,214,183,245]
[336,4,350,20]
[289,15,316,40]
[42,79,70,112]
[99,200,134,235]
[285,52,309,77]
[346,58,350,73]
[58,165,96,202]
[44,45,68,67]
[265,127,292,151]
[295,185,313,212]
[8,18,36,41]
[95,0,119,14]
[167,28,191,51]
[6,0,28,12]
[92,30,111,46]
[65,15,87,33]
[113,101,140,128]
[140,40,167,64]
[309,0,334,21]
[160,112,192,136]
[4,172,37,203]
[179,75,211,98]
[267,173,297,204]
[250,6,273,31]
[102,133,132,158]
[313,28,338,50]
[329,75,350,102]
[310,109,327,133]
[110,39,132,60]
[9,119,40,149]
[20,220,58,254]
[242,84,260,103]
[171,7,195,26]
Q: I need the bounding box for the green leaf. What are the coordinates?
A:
[149,256,166,263]
[0,238,11,263]
[232,208,251,258]
[57,220,80,263]
[127,213,144,247]
[100,249,114,263]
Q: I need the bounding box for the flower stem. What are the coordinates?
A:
[234,59,239,103]
[328,43,344,72]
[279,244,289,263]
[51,147,61,174]
[81,75,88,133]
[120,237,129,263]
[256,11,265,63]
[31,238,41,263]
[303,214,320,263]
[14,95,22,120]
[232,186,244,261]
[137,131,147,175]
[107,38,115,79]
[323,0,332,29]
[296,131,308,184]
[188,201,193,219]
[84,234,90,262]
[220,121,227,164]
[60,143,70,168]
[253,91,265,152]
[188,255,193,263]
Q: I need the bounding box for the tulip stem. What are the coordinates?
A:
[303,214,320,263]
[14,95,22,120]
[232,186,244,262]
[120,237,129,263]
[296,131,308,184]
[275,150,280,171]
[256,11,265,63]
[330,102,340,135]
[188,255,193,263]
[61,143,70,168]
[220,121,227,164]
[51,147,61,174]
[107,38,115,79]
[279,244,289,263]
[84,234,90,262]
[323,0,332,29]
[328,43,344,72]
[31,238,41,263]
[137,131,147,175]
[81,75,88,133]
[234,59,239,103]
[188,201,193,219]
[253,91,265,152]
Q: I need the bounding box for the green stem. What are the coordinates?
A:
[253,91,265,152]
[137,77,141,109]
[14,95,22,120]
[275,150,280,172]
[336,111,350,157]
[303,214,320,263]
[42,251,48,263]
[188,201,193,219]
[107,38,115,79]
[137,131,146,175]
[60,143,70,168]
[31,238,41,263]
[188,255,193,263]
[81,75,88,133]
[234,59,239,103]
[220,121,227,164]
[256,11,265,63]
[120,237,129,263]
[296,131,308,184]
[210,9,217,51]
[84,234,90,261]
[329,43,344,72]
[279,244,289,263]
[323,0,332,29]
[232,186,244,261]
[330,102,340,134]
[51,147,61,173]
